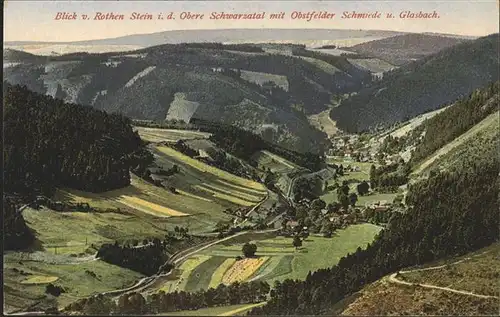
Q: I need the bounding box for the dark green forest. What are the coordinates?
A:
[410,80,499,165]
[248,134,498,315]
[4,83,152,196]
[4,197,35,250]
[331,34,499,132]
[3,83,152,250]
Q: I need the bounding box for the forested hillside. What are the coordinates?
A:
[3,42,372,152]
[331,34,499,132]
[410,81,499,165]
[4,83,152,196]
[3,84,153,250]
[346,33,468,65]
[4,83,151,194]
[249,128,498,315]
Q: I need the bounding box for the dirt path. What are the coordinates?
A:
[388,273,498,299]
[388,250,497,299]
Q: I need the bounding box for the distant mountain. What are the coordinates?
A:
[3,42,375,152]
[330,34,499,133]
[345,33,470,65]
[5,29,405,47]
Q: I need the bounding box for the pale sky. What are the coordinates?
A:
[4,1,499,42]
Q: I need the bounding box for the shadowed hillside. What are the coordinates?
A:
[346,33,469,65]
[331,34,499,133]
[3,42,375,152]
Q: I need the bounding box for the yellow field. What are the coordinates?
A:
[222,257,269,285]
[216,180,267,196]
[160,255,212,292]
[176,189,213,202]
[201,183,263,202]
[194,185,255,207]
[135,127,211,143]
[21,275,59,285]
[209,258,237,289]
[156,146,266,191]
[117,195,188,217]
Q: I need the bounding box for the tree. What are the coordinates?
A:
[242,243,257,257]
[337,181,349,196]
[311,199,326,211]
[83,295,113,315]
[128,292,147,314]
[321,222,334,238]
[327,202,340,213]
[349,193,358,207]
[292,236,302,250]
[215,221,229,233]
[357,181,370,196]
[338,192,350,210]
[369,164,377,188]
[301,230,310,240]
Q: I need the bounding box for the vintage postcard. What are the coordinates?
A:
[3,0,499,316]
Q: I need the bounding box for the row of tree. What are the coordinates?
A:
[65,281,271,315]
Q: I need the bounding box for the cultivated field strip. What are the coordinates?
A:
[194,185,256,207]
[184,256,228,292]
[200,183,264,202]
[156,146,266,191]
[117,195,189,217]
[20,276,59,285]
[135,126,211,143]
[208,258,237,289]
[168,255,212,292]
[222,257,269,285]
[248,256,285,282]
[216,180,268,196]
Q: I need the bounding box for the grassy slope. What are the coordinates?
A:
[347,58,395,73]
[6,141,273,311]
[412,111,499,175]
[340,243,500,316]
[162,302,266,316]
[167,224,382,293]
[308,108,339,138]
[270,224,382,282]
[152,146,267,211]
[134,126,211,143]
[54,174,230,233]
[4,252,143,313]
[252,150,299,173]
